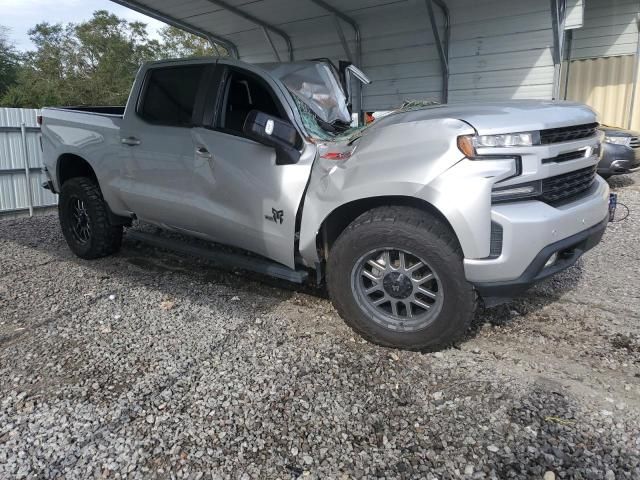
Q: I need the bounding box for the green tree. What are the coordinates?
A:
[3,23,75,107]
[159,26,226,58]
[2,11,162,107]
[1,11,227,108]
[0,26,19,99]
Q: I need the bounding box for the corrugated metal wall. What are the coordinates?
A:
[632,54,640,130]
[0,108,57,215]
[355,0,559,107]
[239,1,445,111]
[571,0,639,59]
[237,0,559,109]
[355,3,444,110]
[565,55,640,130]
[239,0,638,111]
[565,56,631,126]
[114,0,639,112]
[563,0,640,130]
[447,0,556,102]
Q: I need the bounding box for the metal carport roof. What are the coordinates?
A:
[110,0,450,113]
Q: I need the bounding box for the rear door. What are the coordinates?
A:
[118,63,211,232]
[190,66,314,268]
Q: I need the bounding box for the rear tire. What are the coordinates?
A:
[58,177,123,259]
[327,206,476,351]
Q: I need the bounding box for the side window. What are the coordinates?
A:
[220,70,283,135]
[138,65,206,127]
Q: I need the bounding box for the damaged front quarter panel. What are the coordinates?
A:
[297,111,518,267]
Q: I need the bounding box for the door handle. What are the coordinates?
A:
[121,136,141,146]
[195,146,213,160]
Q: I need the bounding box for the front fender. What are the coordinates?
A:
[298,118,517,266]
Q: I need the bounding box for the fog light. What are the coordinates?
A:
[544,253,558,268]
[491,180,542,203]
[492,185,536,199]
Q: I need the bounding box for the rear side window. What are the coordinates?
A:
[138,65,206,126]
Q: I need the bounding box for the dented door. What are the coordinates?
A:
[189,127,314,268]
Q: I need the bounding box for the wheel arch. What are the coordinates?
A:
[316,196,460,260]
[56,153,99,189]
[56,153,131,226]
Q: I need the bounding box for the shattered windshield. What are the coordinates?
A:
[260,61,441,142]
[293,96,364,142]
[261,61,352,126]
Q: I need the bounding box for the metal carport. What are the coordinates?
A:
[111,0,451,115]
[110,0,570,115]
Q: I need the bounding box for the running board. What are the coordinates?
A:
[126,230,309,284]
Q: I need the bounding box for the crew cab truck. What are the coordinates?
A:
[41,57,611,351]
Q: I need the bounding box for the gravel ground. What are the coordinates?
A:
[1,173,639,479]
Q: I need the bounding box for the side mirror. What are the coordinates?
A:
[243,110,301,165]
[338,61,372,112]
[346,64,372,85]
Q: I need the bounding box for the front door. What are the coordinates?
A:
[118,63,210,232]
[189,67,313,268]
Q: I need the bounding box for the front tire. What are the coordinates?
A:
[58,177,123,259]
[327,206,476,351]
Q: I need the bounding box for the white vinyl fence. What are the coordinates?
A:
[0,108,57,215]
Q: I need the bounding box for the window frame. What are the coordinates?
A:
[208,66,289,139]
[135,64,214,128]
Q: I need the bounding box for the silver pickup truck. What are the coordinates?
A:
[41,57,610,351]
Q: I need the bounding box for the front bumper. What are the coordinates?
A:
[604,159,640,175]
[598,143,640,175]
[472,215,608,299]
[464,175,609,287]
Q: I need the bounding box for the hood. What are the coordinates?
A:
[599,125,640,137]
[366,100,598,136]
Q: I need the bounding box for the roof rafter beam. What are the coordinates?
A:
[109,0,240,58]
[308,0,363,114]
[426,0,450,103]
[203,0,294,61]
[262,28,282,62]
[331,13,353,63]
[309,0,361,67]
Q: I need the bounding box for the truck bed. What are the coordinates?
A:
[41,106,125,197]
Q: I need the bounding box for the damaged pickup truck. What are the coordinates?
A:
[41,57,611,351]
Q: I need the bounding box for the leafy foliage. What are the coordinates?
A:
[0,26,19,99]
[159,26,225,58]
[1,11,226,108]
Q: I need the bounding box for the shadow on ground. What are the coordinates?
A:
[1,213,587,350]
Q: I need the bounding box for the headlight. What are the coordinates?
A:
[473,132,535,147]
[458,132,539,157]
[604,136,631,147]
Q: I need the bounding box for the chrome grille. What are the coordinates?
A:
[540,123,599,144]
[630,136,639,148]
[541,166,597,205]
[542,150,586,164]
